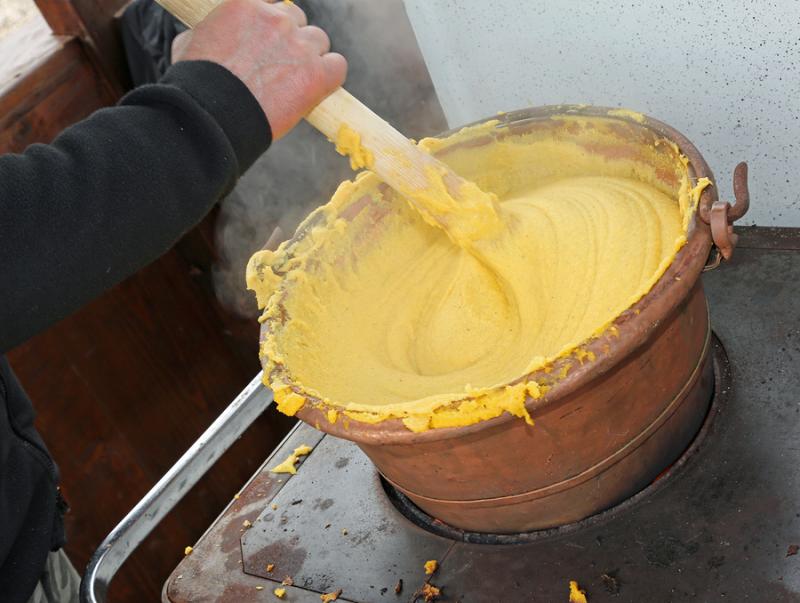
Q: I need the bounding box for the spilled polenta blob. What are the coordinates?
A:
[270,445,313,475]
[248,112,709,432]
[334,124,374,171]
[569,580,588,603]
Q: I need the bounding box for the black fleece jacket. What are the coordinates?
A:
[0,60,271,601]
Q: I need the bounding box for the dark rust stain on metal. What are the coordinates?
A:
[244,538,308,578]
[218,583,261,601]
[411,582,442,602]
[735,226,800,251]
[601,571,621,594]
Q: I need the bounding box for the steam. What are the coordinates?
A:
[212,0,447,318]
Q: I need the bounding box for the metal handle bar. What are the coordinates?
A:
[80,374,272,603]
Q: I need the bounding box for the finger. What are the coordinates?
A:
[296,25,330,55]
[171,30,193,63]
[320,52,347,90]
[271,0,307,26]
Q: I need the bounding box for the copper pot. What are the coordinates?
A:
[264,106,750,533]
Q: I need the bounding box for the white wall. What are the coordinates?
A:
[403,0,800,226]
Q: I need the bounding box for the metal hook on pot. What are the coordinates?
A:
[701,162,750,270]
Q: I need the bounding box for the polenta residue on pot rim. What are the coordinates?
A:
[247,110,710,433]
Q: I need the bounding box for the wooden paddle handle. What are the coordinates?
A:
[157,0,455,187]
[157,0,217,27]
[305,90,463,197]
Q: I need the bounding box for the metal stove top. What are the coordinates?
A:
[164,229,800,602]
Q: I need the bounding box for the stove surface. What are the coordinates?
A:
[165,229,800,602]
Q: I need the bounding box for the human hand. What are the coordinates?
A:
[172,0,347,141]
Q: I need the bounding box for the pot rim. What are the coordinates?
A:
[284,104,717,444]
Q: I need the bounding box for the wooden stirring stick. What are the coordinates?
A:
[156,0,500,244]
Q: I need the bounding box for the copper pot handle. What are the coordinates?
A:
[701,161,750,270]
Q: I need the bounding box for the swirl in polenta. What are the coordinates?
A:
[248,112,709,432]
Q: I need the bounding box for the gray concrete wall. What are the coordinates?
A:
[404,0,800,226]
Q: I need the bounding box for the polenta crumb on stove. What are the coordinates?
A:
[183,546,193,556]
[270,445,314,474]
[424,560,438,575]
[320,588,343,602]
[266,564,275,572]
[420,583,441,602]
[274,587,286,598]
[569,580,588,603]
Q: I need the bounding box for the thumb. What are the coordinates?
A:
[320,52,348,91]
[171,30,194,64]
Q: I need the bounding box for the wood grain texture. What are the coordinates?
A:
[0,13,61,94]
[155,0,220,27]
[304,89,467,193]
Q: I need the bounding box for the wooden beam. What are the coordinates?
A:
[31,0,86,36]
[0,13,62,93]
[0,35,115,153]
[33,0,132,95]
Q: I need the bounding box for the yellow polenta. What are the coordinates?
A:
[248,113,708,432]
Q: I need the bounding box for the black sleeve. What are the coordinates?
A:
[0,60,271,353]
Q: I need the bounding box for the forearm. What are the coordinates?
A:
[0,60,270,352]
